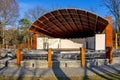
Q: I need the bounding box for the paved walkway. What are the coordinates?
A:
[0,63,120,79]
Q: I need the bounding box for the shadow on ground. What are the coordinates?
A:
[0,59,120,80]
[52,60,70,80]
[83,59,120,80]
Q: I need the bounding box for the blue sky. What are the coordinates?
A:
[17,0,110,18]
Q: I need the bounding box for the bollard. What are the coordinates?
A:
[48,48,52,68]
[16,49,23,66]
[80,48,85,67]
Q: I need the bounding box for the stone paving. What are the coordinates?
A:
[0,63,120,78]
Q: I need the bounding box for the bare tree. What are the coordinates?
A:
[24,6,46,22]
[5,28,19,45]
[102,0,120,31]
[0,0,19,47]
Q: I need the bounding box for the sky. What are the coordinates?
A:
[17,0,110,18]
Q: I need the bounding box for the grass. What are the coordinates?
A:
[0,73,120,80]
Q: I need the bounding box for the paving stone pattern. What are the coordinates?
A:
[0,64,120,78]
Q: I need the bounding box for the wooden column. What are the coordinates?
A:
[48,48,52,68]
[105,16,113,64]
[80,48,85,67]
[28,37,31,50]
[115,33,118,49]
[16,49,23,66]
[33,33,37,50]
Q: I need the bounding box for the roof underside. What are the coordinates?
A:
[29,9,108,38]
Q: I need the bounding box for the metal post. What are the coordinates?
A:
[48,48,52,68]
[80,48,85,67]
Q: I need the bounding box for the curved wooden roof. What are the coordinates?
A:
[29,9,108,38]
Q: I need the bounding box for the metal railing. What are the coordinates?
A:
[23,50,120,60]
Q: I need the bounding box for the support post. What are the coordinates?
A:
[6,41,9,49]
[16,49,23,66]
[105,16,113,63]
[106,16,113,47]
[80,48,85,67]
[48,48,52,68]
[14,44,16,49]
[33,33,37,50]
[6,44,9,49]
[115,33,118,49]
[0,44,1,49]
[19,43,23,49]
[28,37,31,51]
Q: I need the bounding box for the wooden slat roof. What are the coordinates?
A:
[29,9,109,38]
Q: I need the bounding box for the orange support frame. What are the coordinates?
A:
[48,48,52,68]
[16,49,23,66]
[106,16,113,47]
[33,33,37,50]
[80,48,85,67]
[105,16,113,64]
